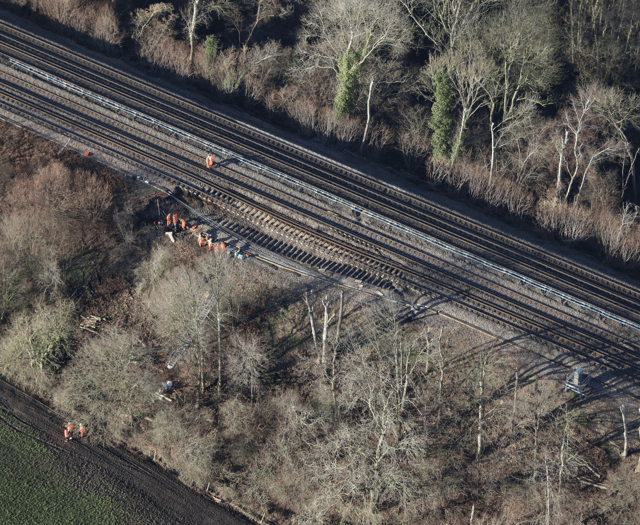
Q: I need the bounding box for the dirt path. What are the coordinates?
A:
[0,377,251,525]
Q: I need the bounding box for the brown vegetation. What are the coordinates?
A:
[4,1,640,523]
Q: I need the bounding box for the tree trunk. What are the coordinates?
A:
[188,0,200,67]
[621,404,628,457]
[217,314,222,395]
[321,296,335,366]
[489,121,496,183]
[545,462,551,525]
[304,291,319,359]
[511,369,519,432]
[556,129,568,198]
[360,77,375,155]
[476,351,486,460]
[635,408,640,473]
[335,290,344,346]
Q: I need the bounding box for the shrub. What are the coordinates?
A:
[0,298,76,394]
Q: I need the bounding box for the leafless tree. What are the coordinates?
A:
[199,252,235,396]
[181,0,229,68]
[0,298,75,392]
[480,0,562,179]
[593,85,640,200]
[398,0,499,52]
[422,35,493,164]
[296,0,412,117]
[559,85,624,201]
[131,2,177,41]
[54,327,157,444]
[228,330,270,403]
[225,0,294,47]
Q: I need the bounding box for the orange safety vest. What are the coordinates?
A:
[180,219,186,230]
[172,214,178,226]
[79,425,85,437]
[208,239,213,250]
[166,214,171,227]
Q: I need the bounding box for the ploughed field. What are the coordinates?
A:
[0,378,249,525]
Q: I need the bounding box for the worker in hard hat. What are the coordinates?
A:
[64,423,73,441]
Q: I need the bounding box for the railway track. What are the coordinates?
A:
[1,20,639,333]
[1,16,640,376]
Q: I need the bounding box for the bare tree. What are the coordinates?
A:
[0,298,75,392]
[296,0,412,117]
[303,290,319,359]
[131,3,177,41]
[593,85,640,200]
[559,85,624,201]
[54,327,157,444]
[422,34,493,163]
[146,264,210,402]
[199,252,234,396]
[398,0,498,52]
[225,0,293,47]
[480,0,562,179]
[228,330,270,403]
[181,0,230,68]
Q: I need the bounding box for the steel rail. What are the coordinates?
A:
[6,56,640,337]
[2,81,638,377]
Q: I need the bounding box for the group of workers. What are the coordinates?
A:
[64,423,85,442]
[198,233,226,252]
[166,213,191,232]
[161,209,250,259]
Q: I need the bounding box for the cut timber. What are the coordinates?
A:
[165,231,175,243]
[155,393,173,402]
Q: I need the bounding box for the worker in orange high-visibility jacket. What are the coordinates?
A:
[79,424,85,438]
[197,234,203,247]
[166,214,171,227]
[64,423,73,441]
[208,239,213,250]
[180,219,186,231]
[173,214,178,227]
[206,155,214,168]
[219,242,226,252]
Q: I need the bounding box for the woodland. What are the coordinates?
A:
[2,1,640,524]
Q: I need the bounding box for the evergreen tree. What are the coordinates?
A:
[429,70,454,160]
[204,35,217,79]
[334,50,363,119]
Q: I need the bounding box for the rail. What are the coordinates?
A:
[8,57,640,334]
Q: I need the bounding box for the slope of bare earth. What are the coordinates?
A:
[0,376,251,525]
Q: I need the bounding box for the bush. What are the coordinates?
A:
[149,408,218,488]
[0,298,76,394]
[54,327,157,443]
